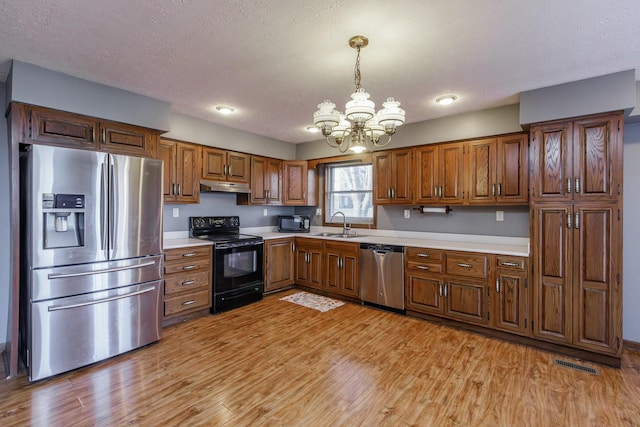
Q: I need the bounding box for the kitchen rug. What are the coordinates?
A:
[279,291,345,313]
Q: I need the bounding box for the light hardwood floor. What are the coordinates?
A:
[1,290,640,426]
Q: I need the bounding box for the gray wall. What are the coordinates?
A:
[0,82,8,347]
[520,70,636,125]
[10,61,172,131]
[623,123,640,342]
[165,113,296,160]
[296,104,523,160]
[163,192,294,232]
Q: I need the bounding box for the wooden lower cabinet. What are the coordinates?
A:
[406,274,444,315]
[294,238,323,290]
[163,245,212,324]
[324,241,359,298]
[264,238,295,292]
[443,277,489,326]
[492,256,529,336]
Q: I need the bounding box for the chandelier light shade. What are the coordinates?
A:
[313,35,406,153]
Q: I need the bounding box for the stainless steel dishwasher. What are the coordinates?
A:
[359,243,405,311]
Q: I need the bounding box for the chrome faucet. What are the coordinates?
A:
[329,211,349,235]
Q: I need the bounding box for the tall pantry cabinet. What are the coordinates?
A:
[529,113,623,359]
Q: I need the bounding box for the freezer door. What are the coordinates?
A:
[109,154,163,260]
[26,145,108,268]
[28,281,162,381]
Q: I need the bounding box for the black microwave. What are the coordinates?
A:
[278,215,311,233]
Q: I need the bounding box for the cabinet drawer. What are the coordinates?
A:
[164,271,210,295]
[164,257,211,275]
[495,255,526,272]
[164,246,211,262]
[445,253,488,279]
[406,261,443,275]
[406,247,444,263]
[164,290,210,316]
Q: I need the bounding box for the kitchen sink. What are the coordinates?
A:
[311,232,363,239]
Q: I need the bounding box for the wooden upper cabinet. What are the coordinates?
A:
[238,156,282,205]
[283,160,308,205]
[26,105,157,157]
[201,147,249,183]
[466,139,497,204]
[414,145,439,203]
[530,113,622,203]
[438,143,465,204]
[373,148,413,204]
[158,138,200,204]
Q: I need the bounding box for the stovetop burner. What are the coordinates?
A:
[189,216,263,246]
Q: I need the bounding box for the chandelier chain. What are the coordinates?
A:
[354,46,362,90]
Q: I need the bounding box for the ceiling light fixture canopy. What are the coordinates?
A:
[435,95,457,105]
[313,35,406,153]
[216,105,235,114]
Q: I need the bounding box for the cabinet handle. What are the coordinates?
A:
[101,129,106,143]
[417,253,430,258]
[496,278,500,293]
[567,213,572,229]
[444,283,448,298]
[575,177,580,194]
[291,243,295,252]
[177,183,181,195]
[439,283,443,297]
[457,263,472,269]
[89,126,95,142]
[303,191,306,200]
[171,183,175,195]
[228,165,232,176]
[181,300,195,306]
[181,280,195,286]
[566,178,572,194]
[497,183,502,196]
[339,258,343,269]
[438,186,443,198]
[182,265,196,270]
[416,265,430,270]
[391,188,396,199]
[499,261,520,267]
[306,253,310,264]
[575,213,579,229]
[434,186,438,198]
[492,184,496,196]
[182,253,196,257]
[266,189,270,200]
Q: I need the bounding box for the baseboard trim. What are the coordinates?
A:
[623,340,640,352]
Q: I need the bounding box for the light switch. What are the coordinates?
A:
[404,209,410,219]
[172,208,179,218]
[496,210,504,221]
[263,208,268,216]
[316,208,322,216]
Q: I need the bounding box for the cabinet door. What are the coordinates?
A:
[249,156,268,204]
[532,204,572,344]
[324,251,341,294]
[341,253,359,298]
[414,145,439,204]
[308,247,324,290]
[373,151,394,204]
[266,158,283,204]
[493,271,528,335]
[100,122,156,157]
[227,151,250,183]
[158,139,176,202]
[444,278,488,325]
[175,143,200,203]
[265,238,295,292]
[466,138,497,204]
[295,246,310,285]
[496,134,528,204]
[391,148,413,203]
[29,106,98,149]
[572,203,622,355]
[201,147,227,181]
[530,122,573,202]
[439,143,465,204]
[283,160,308,205]
[405,274,444,315]
[573,115,621,203]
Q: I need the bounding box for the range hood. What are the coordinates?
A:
[200,180,251,193]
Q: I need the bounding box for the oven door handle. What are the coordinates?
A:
[48,286,156,311]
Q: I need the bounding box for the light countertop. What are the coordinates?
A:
[163,238,213,250]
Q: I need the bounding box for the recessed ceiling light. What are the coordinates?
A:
[306,126,320,133]
[215,106,235,114]
[435,95,457,106]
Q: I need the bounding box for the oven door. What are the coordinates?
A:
[213,242,264,293]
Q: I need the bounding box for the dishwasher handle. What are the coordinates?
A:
[360,243,404,253]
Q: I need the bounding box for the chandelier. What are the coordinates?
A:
[313,35,406,153]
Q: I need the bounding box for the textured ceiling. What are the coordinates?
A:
[0,0,639,143]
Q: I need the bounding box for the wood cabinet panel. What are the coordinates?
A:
[163,245,212,322]
[239,156,282,205]
[439,143,465,204]
[201,147,249,183]
[265,238,295,292]
[164,245,211,262]
[158,138,200,204]
[295,238,323,290]
[414,145,438,203]
[445,252,488,279]
[29,106,97,148]
[493,270,528,336]
[283,160,308,205]
[227,151,250,183]
[406,275,444,315]
[324,241,359,298]
[164,271,210,294]
[444,278,488,325]
[158,139,174,200]
[373,148,413,204]
[164,290,211,317]
[530,122,573,202]
[496,134,528,204]
[467,139,496,203]
[100,122,157,157]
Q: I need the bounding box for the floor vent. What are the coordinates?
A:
[553,359,599,375]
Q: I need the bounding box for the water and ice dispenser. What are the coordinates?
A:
[42,193,85,249]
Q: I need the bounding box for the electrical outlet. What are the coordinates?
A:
[404,209,410,219]
[496,210,504,221]
[263,208,268,216]
[172,208,179,218]
[316,208,321,216]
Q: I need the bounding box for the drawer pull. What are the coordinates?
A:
[182,265,196,270]
[499,261,521,268]
[416,265,430,270]
[181,280,195,286]
[417,253,431,258]
[181,300,195,306]
[182,253,197,257]
[457,263,472,268]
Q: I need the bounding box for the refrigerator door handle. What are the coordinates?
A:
[48,260,156,279]
[100,161,109,252]
[47,286,156,311]
[109,161,115,252]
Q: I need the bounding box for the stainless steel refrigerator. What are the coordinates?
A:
[20,144,164,381]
